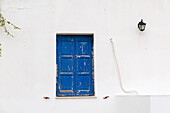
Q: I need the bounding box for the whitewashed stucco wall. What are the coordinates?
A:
[1,0,170,113]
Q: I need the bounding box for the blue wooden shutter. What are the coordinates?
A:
[75,36,94,96]
[56,35,94,96]
[56,35,75,96]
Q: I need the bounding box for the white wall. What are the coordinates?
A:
[150,96,170,113]
[1,0,170,113]
[107,0,170,95]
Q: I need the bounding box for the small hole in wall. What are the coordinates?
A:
[103,96,109,99]
[43,97,50,99]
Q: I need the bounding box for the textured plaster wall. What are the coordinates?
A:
[1,0,170,113]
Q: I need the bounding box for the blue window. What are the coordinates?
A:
[56,35,94,96]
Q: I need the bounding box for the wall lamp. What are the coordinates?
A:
[138,19,146,31]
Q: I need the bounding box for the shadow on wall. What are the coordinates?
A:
[114,96,150,113]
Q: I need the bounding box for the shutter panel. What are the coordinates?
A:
[75,36,94,96]
[56,35,94,96]
[56,36,75,96]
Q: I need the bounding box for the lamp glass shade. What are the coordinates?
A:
[138,19,146,31]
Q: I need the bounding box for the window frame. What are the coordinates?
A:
[56,33,96,98]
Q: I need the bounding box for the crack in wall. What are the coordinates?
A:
[0,7,32,11]
[0,4,48,12]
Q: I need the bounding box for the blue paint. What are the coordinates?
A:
[56,35,94,96]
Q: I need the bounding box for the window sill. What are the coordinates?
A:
[55,96,97,99]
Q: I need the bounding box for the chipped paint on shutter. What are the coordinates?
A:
[56,35,94,96]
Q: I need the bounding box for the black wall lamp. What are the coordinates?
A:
[138,19,146,31]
